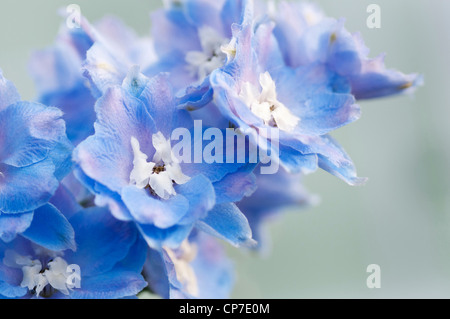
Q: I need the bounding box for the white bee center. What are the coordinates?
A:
[3,250,76,297]
[129,132,190,200]
[239,72,300,132]
[185,27,230,80]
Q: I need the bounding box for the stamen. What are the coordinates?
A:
[239,72,300,132]
[3,250,76,297]
[185,27,230,80]
[129,133,190,200]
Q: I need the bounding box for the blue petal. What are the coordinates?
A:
[114,234,148,274]
[137,73,194,137]
[65,207,139,277]
[0,102,68,168]
[151,6,201,57]
[22,204,75,252]
[69,270,147,299]
[83,42,129,97]
[190,232,234,299]
[0,160,59,214]
[0,263,27,298]
[49,185,82,220]
[274,65,360,136]
[213,169,257,204]
[121,186,189,229]
[73,167,134,222]
[221,0,247,38]
[0,211,33,243]
[184,0,227,32]
[138,223,193,250]
[278,144,318,174]
[177,76,214,111]
[175,174,215,225]
[74,87,157,194]
[143,249,170,299]
[317,135,368,186]
[197,203,254,247]
[0,70,20,112]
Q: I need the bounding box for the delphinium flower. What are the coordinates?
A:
[73,69,256,250]
[0,71,73,245]
[79,0,257,110]
[210,1,366,185]
[29,25,97,146]
[0,0,422,300]
[144,230,233,299]
[0,188,147,299]
[30,14,157,146]
[271,2,422,100]
[147,0,255,109]
[29,15,158,203]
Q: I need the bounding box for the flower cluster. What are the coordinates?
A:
[0,0,421,299]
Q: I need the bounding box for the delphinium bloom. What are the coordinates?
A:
[144,230,233,299]
[29,15,157,203]
[0,71,73,244]
[148,0,250,109]
[0,0,422,300]
[73,70,256,250]
[210,1,366,184]
[29,26,96,146]
[30,15,157,146]
[271,2,422,100]
[0,190,147,299]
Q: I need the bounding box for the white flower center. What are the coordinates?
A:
[164,240,199,297]
[185,27,230,80]
[3,250,76,297]
[129,132,190,200]
[239,72,300,132]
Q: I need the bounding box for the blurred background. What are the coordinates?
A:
[0,0,449,298]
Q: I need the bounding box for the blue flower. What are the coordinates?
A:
[210,2,367,185]
[144,230,234,299]
[29,31,96,146]
[0,200,147,299]
[77,15,157,99]
[115,0,250,110]
[271,1,423,100]
[73,69,255,250]
[29,15,156,146]
[0,71,73,243]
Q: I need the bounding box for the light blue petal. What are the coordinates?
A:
[0,102,67,168]
[22,204,76,252]
[317,135,368,186]
[190,232,234,299]
[121,186,189,229]
[151,6,201,57]
[139,223,193,250]
[0,70,20,112]
[0,211,34,243]
[65,207,138,277]
[69,270,147,299]
[137,73,193,137]
[176,174,216,225]
[197,203,254,247]
[213,169,257,204]
[0,160,59,214]
[49,185,82,220]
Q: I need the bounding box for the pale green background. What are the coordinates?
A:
[1,0,449,298]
